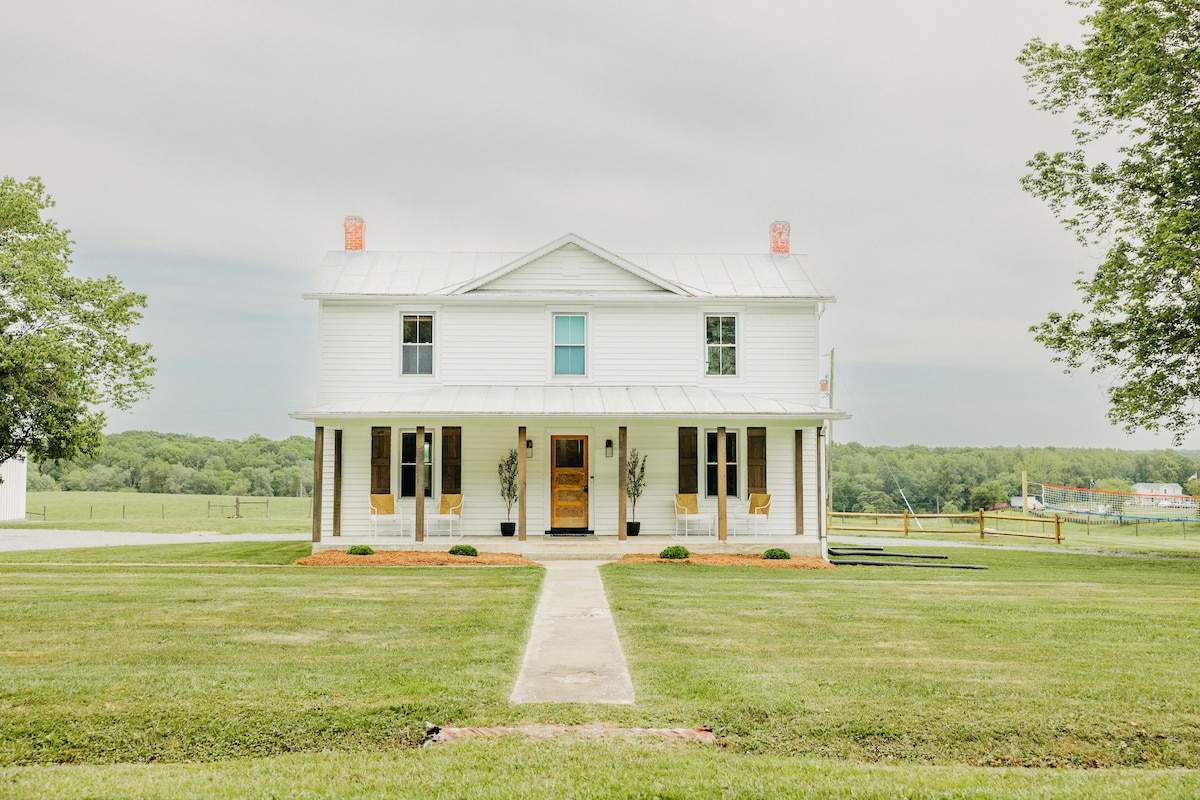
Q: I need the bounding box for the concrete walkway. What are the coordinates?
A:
[510,560,635,705]
[0,529,308,552]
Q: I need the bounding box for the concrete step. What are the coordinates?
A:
[522,549,626,562]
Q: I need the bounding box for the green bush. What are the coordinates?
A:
[346,545,374,556]
[659,545,690,560]
[763,548,791,560]
[448,544,478,557]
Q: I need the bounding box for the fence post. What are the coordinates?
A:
[903,509,909,537]
[1054,514,1062,545]
[236,497,241,518]
[122,504,126,520]
[978,508,985,540]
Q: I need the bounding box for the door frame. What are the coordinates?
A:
[545,428,593,531]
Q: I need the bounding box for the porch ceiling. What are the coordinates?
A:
[291,385,849,421]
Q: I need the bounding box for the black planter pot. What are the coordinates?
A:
[500,522,517,537]
[626,521,641,536]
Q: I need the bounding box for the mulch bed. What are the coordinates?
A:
[295,550,540,567]
[617,553,834,569]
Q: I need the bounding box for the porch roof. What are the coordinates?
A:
[291,385,849,421]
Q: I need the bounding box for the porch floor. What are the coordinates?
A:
[312,532,824,560]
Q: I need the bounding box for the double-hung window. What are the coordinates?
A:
[400,431,432,497]
[553,314,586,376]
[402,314,434,375]
[705,315,737,375]
[705,430,738,497]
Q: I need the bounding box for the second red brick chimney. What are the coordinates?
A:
[770,221,790,254]
[344,216,365,251]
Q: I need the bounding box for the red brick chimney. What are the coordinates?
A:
[344,216,365,250]
[770,221,790,254]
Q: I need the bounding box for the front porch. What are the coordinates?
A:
[312,531,825,559]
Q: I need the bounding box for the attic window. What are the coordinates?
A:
[402,315,433,375]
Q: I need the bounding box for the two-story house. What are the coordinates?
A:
[293,218,845,555]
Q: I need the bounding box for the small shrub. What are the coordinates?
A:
[659,545,690,560]
[347,545,374,556]
[448,544,478,557]
[763,548,791,560]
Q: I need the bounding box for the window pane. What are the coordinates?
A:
[570,315,585,344]
[569,346,585,374]
[706,347,721,375]
[555,314,584,345]
[401,432,416,463]
[403,317,417,344]
[554,346,570,375]
[416,315,433,344]
[721,317,735,345]
[555,315,570,343]
[706,316,721,345]
[417,345,433,374]
[721,347,736,375]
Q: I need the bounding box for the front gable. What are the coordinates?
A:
[452,234,691,296]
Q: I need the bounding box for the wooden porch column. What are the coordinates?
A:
[333,429,343,536]
[717,426,728,541]
[816,425,825,555]
[618,426,627,541]
[414,426,425,542]
[518,426,527,541]
[794,429,804,536]
[311,426,324,543]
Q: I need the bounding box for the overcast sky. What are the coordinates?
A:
[5,1,1190,449]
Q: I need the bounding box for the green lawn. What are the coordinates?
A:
[0,541,311,565]
[2,545,1200,797]
[4,491,311,534]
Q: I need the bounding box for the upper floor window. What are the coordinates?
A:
[705,315,737,375]
[554,314,586,376]
[402,314,433,375]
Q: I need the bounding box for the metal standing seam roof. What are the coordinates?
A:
[304,233,835,300]
[291,385,849,421]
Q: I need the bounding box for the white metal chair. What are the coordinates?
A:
[674,493,714,539]
[426,494,464,541]
[733,493,771,538]
[369,494,406,538]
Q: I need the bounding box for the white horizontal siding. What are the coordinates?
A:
[476,244,667,294]
[0,458,26,521]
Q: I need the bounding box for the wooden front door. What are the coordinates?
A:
[550,435,589,529]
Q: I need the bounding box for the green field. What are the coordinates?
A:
[3,491,311,534]
[833,510,1200,556]
[1,545,1199,797]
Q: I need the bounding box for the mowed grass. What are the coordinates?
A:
[0,561,544,765]
[3,547,1200,796]
[834,512,1200,557]
[0,541,311,565]
[603,549,1200,768]
[3,491,311,534]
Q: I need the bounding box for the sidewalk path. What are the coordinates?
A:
[511,560,635,705]
[0,529,308,552]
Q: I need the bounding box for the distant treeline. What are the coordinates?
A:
[831,442,1200,514]
[27,433,1200,509]
[28,431,314,497]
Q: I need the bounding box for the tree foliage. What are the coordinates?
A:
[0,177,154,466]
[1021,2,1200,441]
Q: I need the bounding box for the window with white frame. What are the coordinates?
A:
[553,314,586,376]
[705,430,738,497]
[705,315,737,375]
[401,314,434,375]
[399,431,433,497]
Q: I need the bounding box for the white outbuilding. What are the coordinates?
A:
[0,458,27,521]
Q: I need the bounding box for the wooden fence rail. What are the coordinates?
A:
[829,509,1062,543]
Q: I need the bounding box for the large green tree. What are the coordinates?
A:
[0,177,154,468]
[1021,1,1200,442]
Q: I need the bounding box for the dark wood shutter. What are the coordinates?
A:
[441,427,462,494]
[747,427,767,495]
[370,427,391,494]
[678,427,698,494]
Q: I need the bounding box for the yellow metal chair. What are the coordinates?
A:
[369,494,406,537]
[426,494,464,541]
[674,493,714,539]
[736,493,772,537]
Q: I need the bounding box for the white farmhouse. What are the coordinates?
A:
[293,219,846,555]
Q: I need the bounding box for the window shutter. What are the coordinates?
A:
[678,427,698,494]
[747,427,767,495]
[441,427,462,494]
[371,427,391,494]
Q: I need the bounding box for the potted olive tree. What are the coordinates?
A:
[625,448,647,536]
[498,449,519,536]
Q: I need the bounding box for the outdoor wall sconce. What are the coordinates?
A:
[605,439,614,458]
[526,439,533,458]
